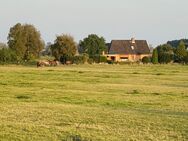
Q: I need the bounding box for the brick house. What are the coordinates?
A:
[103,38,151,62]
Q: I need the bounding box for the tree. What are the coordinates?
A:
[157,44,174,64]
[184,52,188,64]
[7,23,44,61]
[79,34,106,59]
[175,41,187,63]
[51,34,77,64]
[152,49,158,64]
[167,39,188,49]
[0,42,8,49]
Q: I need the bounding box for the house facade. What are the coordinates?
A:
[104,38,151,62]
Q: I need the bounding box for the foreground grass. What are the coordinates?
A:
[0,64,188,141]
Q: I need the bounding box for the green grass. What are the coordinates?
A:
[0,64,188,141]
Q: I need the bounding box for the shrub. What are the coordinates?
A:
[82,53,89,63]
[93,55,107,63]
[0,48,18,64]
[152,49,158,64]
[142,56,151,64]
[73,56,85,64]
[159,52,173,64]
[73,54,89,64]
[99,56,107,63]
[88,58,94,64]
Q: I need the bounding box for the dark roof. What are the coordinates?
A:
[105,43,111,53]
[108,40,150,55]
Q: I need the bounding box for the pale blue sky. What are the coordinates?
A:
[0,0,188,46]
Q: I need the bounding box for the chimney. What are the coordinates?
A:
[131,37,135,44]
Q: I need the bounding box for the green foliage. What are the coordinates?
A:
[0,42,8,49]
[152,49,158,64]
[0,48,18,64]
[184,52,188,64]
[142,56,151,64]
[175,41,187,63]
[51,34,77,64]
[157,44,174,64]
[99,56,107,63]
[79,34,106,58]
[167,39,188,49]
[93,55,107,63]
[7,23,44,61]
[73,54,89,64]
[73,53,100,64]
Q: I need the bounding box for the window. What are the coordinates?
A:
[120,57,128,61]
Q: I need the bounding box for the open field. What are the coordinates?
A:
[0,64,188,141]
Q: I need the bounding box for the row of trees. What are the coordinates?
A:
[0,23,107,64]
[151,41,188,64]
[0,23,188,64]
[50,34,107,64]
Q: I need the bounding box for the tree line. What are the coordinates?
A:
[0,23,188,64]
[149,41,188,64]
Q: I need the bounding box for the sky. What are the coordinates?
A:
[0,0,188,46]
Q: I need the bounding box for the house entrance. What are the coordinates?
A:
[111,56,116,61]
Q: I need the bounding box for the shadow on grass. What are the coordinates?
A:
[63,134,92,141]
[16,95,31,100]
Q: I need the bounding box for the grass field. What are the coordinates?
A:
[0,64,188,141]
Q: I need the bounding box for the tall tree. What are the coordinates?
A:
[152,48,158,64]
[7,23,44,61]
[175,41,187,63]
[79,34,106,58]
[157,44,174,64]
[51,34,77,63]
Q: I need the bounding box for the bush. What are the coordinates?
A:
[142,56,151,64]
[93,55,107,63]
[99,56,107,63]
[73,54,89,64]
[88,58,94,64]
[159,53,174,64]
[107,60,114,64]
[0,48,18,64]
[73,56,85,64]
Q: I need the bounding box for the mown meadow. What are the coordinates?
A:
[0,64,188,141]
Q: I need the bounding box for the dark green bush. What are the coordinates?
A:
[0,48,18,64]
[142,56,151,64]
[99,56,107,63]
[73,56,85,64]
[159,53,174,64]
[73,54,89,64]
[184,52,188,64]
[92,55,107,63]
